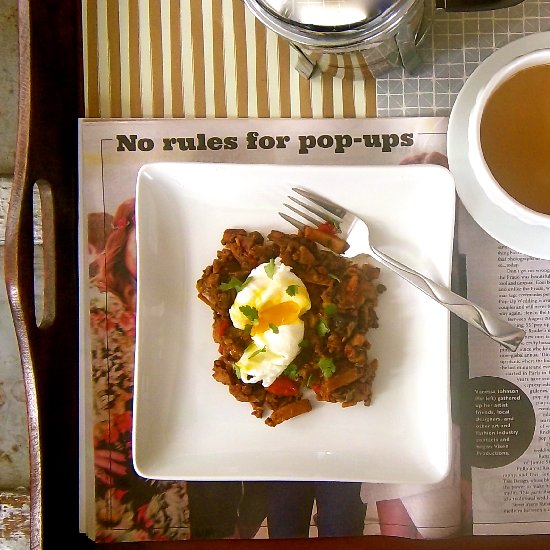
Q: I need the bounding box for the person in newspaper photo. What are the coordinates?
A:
[89,197,191,542]
[262,481,367,538]
[87,211,113,278]
[361,425,463,538]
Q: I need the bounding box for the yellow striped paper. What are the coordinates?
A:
[82,0,377,119]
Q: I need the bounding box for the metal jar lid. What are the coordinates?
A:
[244,0,422,51]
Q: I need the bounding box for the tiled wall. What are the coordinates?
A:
[376,0,550,117]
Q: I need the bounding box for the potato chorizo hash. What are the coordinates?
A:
[196,228,385,426]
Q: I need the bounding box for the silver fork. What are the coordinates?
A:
[280,187,525,352]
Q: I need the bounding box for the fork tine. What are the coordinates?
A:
[287,197,334,225]
[283,203,319,226]
[279,211,305,230]
[292,188,347,219]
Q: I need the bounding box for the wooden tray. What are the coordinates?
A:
[5,1,550,549]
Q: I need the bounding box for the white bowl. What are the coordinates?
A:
[468,48,550,228]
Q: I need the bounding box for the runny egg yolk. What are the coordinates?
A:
[250,301,301,336]
[228,258,311,387]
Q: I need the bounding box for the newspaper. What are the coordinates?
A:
[78,116,547,542]
[457,207,550,536]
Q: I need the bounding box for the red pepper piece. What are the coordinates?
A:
[266,375,300,396]
[317,221,336,235]
[216,318,230,339]
[311,383,322,396]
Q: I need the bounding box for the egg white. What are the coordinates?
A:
[229,258,311,387]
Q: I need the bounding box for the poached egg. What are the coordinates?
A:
[229,258,311,387]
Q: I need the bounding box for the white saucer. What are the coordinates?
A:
[448,32,550,260]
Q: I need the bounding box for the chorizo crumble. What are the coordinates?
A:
[196,228,385,426]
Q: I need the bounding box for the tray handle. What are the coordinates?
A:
[4,1,84,548]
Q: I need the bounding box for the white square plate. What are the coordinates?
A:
[133,162,455,483]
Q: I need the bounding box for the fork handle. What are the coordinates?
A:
[369,247,525,352]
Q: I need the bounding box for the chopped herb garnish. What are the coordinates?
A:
[219,276,251,292]
[306,374,315,387]
[239,305,259,324]
[316,319,330,337]
[283,363,299,380]
[329,218,341,231]
[323,303,337,316]
[298,339,309,348]
[244,324,253,335]
[264,258,276,279]
[269,323,280,334]
[286,284,299,296]
[318,357,336,378]
[234,364,242,380]
[249,346,267,359]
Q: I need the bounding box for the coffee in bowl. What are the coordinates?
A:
[468,49,550,226]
